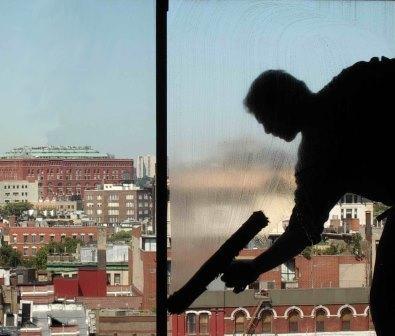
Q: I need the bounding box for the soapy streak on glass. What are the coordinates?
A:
[168,0,395,292]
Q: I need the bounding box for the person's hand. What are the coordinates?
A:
[221,260,260,293]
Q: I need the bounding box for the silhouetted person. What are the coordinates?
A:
[221,56,395,335]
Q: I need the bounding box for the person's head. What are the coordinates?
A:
[244,70,312,142]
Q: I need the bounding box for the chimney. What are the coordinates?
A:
[97,228,107,270]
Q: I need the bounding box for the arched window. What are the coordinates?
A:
[234,311,246,334]
[186,313,197,335]
[199,313,209,335]
[315,309,326,332]
[341,308,352,331]
[261,310,272,333]
[288,310,300,333]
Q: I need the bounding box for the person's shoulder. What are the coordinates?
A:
[318,56,393,96]
[341,56,394,75]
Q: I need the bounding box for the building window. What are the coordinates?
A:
[109,194,119,201]
[23,248,28,256]
[199,313,209,335]
[31,235,36,243]
[281,259,296,283]
[32,248,37,256]
[261,311,272,333]
[341,308,352,331]
[40,235,45,243]
[234,311,246,334]
[288,310,300,333]
[186,313,197,335]
[315,309,326,332]
[114,273,121,285]
[23,235,28,243]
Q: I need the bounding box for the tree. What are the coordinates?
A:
[350,233,363,258]
[63,237,82,254]
[0,242,22,268]
[35,246,49,270]
[0,202,33,219]
[108,230,132,242]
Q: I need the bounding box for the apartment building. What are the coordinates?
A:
[0,180,39,204]
[83,183,153,224]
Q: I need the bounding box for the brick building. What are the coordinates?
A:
[129,227,156,310]
[4,225,100,257]
[83,183,153,224]
[207,249,368,291]
[171,288,374,335]
[0,146,134,201]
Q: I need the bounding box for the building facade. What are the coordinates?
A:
[83,183,153,224]
[326,193,374,229]
[4,225,100,257]
[0,146,134,201]
[0,181,39,205]
[171,288,374,335]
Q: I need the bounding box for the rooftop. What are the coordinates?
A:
[1,146,113,159]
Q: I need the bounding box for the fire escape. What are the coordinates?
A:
[244,290,271,335]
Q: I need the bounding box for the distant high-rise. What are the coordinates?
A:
[136,155,156,178]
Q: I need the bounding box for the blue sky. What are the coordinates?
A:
[0,0,155,158]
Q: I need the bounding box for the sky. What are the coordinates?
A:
[0,0,155,159]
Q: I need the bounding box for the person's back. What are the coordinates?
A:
[222,57,395,335]
[298,56,395,205]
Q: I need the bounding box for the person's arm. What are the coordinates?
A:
[222,166,344,292]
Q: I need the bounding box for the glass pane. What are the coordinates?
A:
[169,1,394,335]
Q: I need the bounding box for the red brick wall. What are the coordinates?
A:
[0,158,134,200]
[173,303,371,335]
[296,255,366,289]
[141,251,156,310]
[8,226,99,256]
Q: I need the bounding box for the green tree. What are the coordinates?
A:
[108,230,132,242]
[0,202,33,219]
[34,246,49,270]
[301,245,313,260]
[62,237,82,254]
[0,242,22,268]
